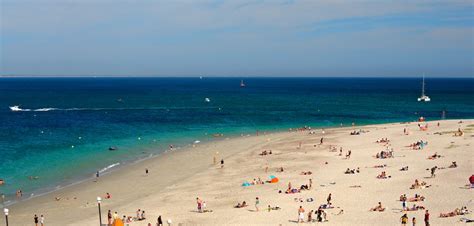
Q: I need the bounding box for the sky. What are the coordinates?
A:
[0,0,473,77]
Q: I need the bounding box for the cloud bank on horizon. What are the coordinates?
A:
[1,0,473,77]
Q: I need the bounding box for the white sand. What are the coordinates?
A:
[5,119,473,225]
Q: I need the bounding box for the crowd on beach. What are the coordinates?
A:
[9,120,474,225]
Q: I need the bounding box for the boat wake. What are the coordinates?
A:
[9,106,218,112]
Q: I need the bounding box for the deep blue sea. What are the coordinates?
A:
[0,77,473,203]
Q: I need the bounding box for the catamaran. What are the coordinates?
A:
[417,75,431,102]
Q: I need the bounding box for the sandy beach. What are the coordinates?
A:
[5,119,473,225]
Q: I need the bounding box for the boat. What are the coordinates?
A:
[240,80,245,87]
[417,75,431,102]
[108,146,118,151]
[9,106,22,111]
[204,97,210,102]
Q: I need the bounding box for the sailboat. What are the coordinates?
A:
[417,74,431,102]
[240,80,246,87]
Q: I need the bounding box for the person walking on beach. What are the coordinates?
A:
[401,213,408,226]
[220,159,224,168]
[412,217,416,226]
[298,206,305,223]
[308,210,313,222]
[145,168,149,175]
[326,193,332,204]
[430,166,437,178]
[157,215,163,226]
[40,214,44,226]
[320,137,324,145]
[196,197,202,213]
[34,214,39,226]
[255,197,260,212]
[107,210,112,225]
[424,210,430,226]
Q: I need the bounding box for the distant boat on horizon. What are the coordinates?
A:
[240,80,246,87]
[417,74,431,102]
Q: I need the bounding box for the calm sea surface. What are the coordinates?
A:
[0,77,473,202]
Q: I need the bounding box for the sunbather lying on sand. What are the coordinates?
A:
[406,204,425,211]
[320,203,335,209]
[234,201,248,208]
[344,167,360,174]
[410,179,431,189]
[400,166,409,171]
[372,164,387,168]
[370,202,385,212]
[428,152,442,160]
[300,171,312,175]
[376,171,390,179]
[440,207,469,218]
[408,194,425,202]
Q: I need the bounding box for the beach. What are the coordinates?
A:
[3,119,473,225]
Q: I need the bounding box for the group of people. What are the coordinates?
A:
[375,149,394,159]
[298,206,328,223]
[409,140,428,150]
[344,167,360,174]
[33,214,45,226]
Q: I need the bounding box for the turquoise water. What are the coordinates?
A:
[0,77,473,203]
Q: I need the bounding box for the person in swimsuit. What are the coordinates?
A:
[298,206,305,223]
[401,214,408,225]
[34,214,39,226]
[255,197,260,211]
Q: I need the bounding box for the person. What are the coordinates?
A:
[430,166,437,177]
[145,168,149,175]
[106,192,111,199]
[308,210,313,222]
[96,171,100,179]
[254,197,260,211]
[157,215,163,226]
[108,210,112,225]
[424,210,430,226]
[141,210,146,220]
[298,206,305,223]
[34,214,39,226]
[327,193,332,204]
[309,178,313,189]
[40,215,44,226]
[320,137,324,145]
[412,217,416,226]
[136,209,141,220]
[196,197,202,213]
[220,159,224,168]
[113,211,118,220]
[401,214,408,225]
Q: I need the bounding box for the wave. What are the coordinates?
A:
[98,162,120,174]
[9,106,219,112]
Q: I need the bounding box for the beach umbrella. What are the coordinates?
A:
[242,182,251,187]
[269,175,276,179]
[112,219,124,226]
[469,175,474,184]
[270,177,279,183]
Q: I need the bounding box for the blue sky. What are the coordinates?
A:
[1,0,473,77]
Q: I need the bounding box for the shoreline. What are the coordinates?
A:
[3,119,417,205]
[6,119,473,225]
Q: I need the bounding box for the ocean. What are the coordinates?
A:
[0,77,473,203]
